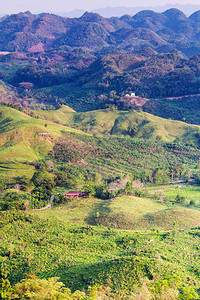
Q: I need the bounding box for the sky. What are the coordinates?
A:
[1,0,200,15]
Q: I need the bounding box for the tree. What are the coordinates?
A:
[0,179,5,189]
[153,169,170,184]
[54,173,69,187]
[83,182,95,196]
[9,275,76,299]
[31,172,54,208]
[9,275,99,300]
[15,176,30,191]
[0,192,25,211]
[0,267,11,299]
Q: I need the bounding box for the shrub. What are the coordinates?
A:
[175,194,186,203]
[0,192,25,211]
[189,200,195,206]
[135,189,145,197]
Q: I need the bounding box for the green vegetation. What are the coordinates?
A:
[1,105,200,298]
[34,194,200,230]
[1,10,200,299]
[148,183,200,206]
[0,210,200,298]
[2,105,200,183]
[143,94,200,126]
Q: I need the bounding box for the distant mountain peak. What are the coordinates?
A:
[17,10,33,17]
[24,10,32,15]
[163,8,187,20]
[133,9,161,18]
[79,11,104,22]
[189,10,200,22]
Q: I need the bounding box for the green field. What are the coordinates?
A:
[148,183,200,205]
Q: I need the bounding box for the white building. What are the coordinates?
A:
[125,92,136,97]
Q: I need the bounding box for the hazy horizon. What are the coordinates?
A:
[1,0,200,15]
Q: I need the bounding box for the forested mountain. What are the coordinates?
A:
[0,9,200,56]
[0,9,200,123]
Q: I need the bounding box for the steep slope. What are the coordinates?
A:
[55,22,112,49]
[189,10,200,22]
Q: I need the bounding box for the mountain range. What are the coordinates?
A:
[1,9,200,57]
[0,9,200,124]
[61,4,200,18]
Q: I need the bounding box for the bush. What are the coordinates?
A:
[175,194,186,203]
[95,185,115,199]
[189,200,195,206]
[135,189,145,197]
[127,122,138,137]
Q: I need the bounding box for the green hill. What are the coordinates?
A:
[94,196,200,230]
[1,107,200,299]
[33,105,200,144]
[1,105,200,181]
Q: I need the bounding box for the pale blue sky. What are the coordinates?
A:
[1,0,200,15]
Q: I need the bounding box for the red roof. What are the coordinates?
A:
[63,191,86,197]
[67,191,80,195]
[63,191,79,195]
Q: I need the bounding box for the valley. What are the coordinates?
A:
[0,7,200,299]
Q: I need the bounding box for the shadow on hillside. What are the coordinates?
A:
[85,198,112,225]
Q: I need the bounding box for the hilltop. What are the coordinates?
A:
[1,105,200,181]
[32,105,200,144]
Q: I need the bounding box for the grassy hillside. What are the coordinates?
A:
[1,106,200,298]
[95,196,200,230]
[33,105,200,144]
[148,183,200,205]
[35,194,200,230]
[0,106,86,177]
[1,105,200,182]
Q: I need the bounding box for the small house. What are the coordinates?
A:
[63,191,87,198]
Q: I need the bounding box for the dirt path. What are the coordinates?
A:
[34,195,54,211]
[157,94,200,101]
